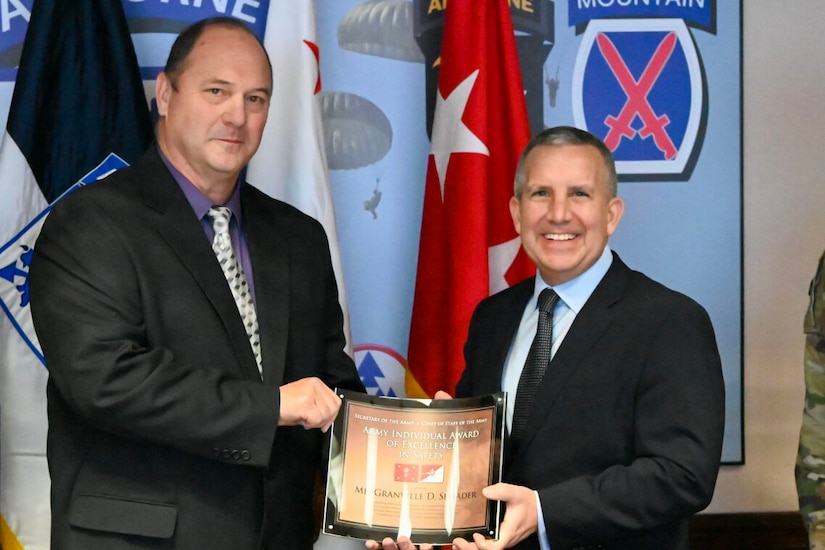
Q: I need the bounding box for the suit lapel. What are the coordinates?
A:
[242,185,290,387]
[137,149,262,381]
[512,255,631,457]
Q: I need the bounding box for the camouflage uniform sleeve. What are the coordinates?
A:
[797,251,825,548]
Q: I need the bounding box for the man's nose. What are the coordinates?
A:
[546,196,570,222]
[221,95,246,127]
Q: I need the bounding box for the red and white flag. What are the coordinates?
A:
[247,0,352,355]
[407,0,534,397]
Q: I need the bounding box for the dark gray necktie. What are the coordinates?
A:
[511,288,559,442]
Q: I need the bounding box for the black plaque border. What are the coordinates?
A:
[323,390,506,545]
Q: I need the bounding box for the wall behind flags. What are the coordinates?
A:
[321,0,744,457]
[0,1,822,541]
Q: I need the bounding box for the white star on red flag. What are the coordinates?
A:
[429,69,489,199]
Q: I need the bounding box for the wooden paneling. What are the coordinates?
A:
[689,512,807,549]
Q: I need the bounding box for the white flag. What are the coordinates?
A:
[247,0,353,356]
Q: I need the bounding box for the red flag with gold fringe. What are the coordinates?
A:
[407,0,535,398]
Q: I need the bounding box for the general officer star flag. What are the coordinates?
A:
[407,0,535,398]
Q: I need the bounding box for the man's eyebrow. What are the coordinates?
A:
[201,78,232,87]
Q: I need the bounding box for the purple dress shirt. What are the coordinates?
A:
[158,147,257,305]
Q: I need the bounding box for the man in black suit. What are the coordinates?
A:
[29,17,363,549]
[373,127,724,550]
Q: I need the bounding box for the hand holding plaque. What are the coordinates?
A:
[323,390,506,545]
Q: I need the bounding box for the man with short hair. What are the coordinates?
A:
[373,126,724,550]
[29,17,363,549]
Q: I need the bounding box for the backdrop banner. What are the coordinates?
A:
[318,0,742,467]
[0,1,743,548]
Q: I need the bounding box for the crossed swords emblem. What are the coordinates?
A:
[598,31,679,160]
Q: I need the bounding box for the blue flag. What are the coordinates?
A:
[9,0,153,201]
[0,1,151,548]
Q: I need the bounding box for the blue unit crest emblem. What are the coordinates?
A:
[572,19,704,177]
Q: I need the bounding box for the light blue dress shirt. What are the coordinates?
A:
[501,245,613,550]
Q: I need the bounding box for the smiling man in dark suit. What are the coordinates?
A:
[373,126,724,550]
[28,16,363,549]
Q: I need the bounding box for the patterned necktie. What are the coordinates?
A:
[511,288,559,442]
[207,206,262,379]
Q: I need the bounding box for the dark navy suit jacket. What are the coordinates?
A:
[456,253,725,550]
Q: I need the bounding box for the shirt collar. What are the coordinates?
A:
[158,145,244,224]
[533,245,613,314]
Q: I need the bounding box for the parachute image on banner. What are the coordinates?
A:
[320,91,393,171]
[338,0,424,63]
[321,1,407,224]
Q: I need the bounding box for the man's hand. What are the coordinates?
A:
[452,483,539,549]
[278,377,341,432]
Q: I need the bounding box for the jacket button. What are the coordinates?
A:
[241,450,251,461]
[231,449,241,460]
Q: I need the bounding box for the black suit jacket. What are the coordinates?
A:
[29,147,364,549]
[456,253,725,550]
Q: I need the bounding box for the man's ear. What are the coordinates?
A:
[606,197,625,236]
[509,195,523,235]
[155,72,171,118]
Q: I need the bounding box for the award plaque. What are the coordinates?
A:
[323,390,506,545]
